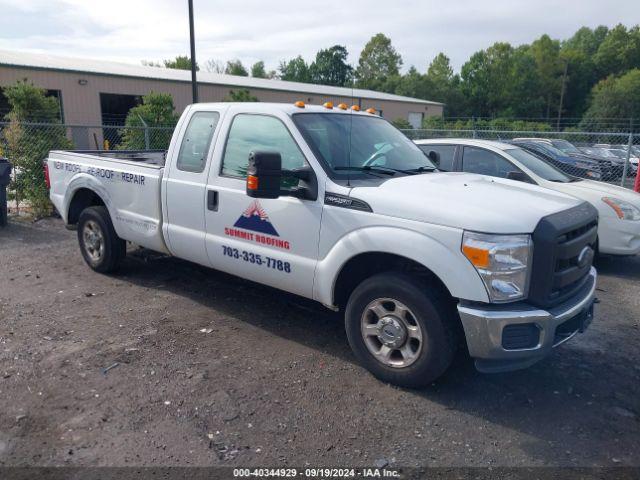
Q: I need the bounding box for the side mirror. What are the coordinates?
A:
[507,171,531,183]
[246,151,282,199]
[427,150,440,166]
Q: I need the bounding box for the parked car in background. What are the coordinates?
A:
[416,138,640,256]
[593,144,639,175]
[578,146,629,177]
[514,138,616,180]
[509,139,602,180]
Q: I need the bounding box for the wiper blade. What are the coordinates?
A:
[334,166,396,176]
[404,166,437,173]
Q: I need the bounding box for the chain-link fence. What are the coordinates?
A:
[402,128,640,189]
[0,121,638,217]
[0,121,174,215]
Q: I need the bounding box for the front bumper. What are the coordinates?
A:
[457,267,597,373]
[598,217,640,256]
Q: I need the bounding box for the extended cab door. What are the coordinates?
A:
[203,108,323,298]
[162,105,227,265]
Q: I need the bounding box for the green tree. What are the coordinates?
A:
[460,42,516,117]
[224,89,258,102]
[119,92,179,150]
[2,80,72,216]
[530,34,563,119]
[581,69,640,129]
[425,53,468,116]
[225,59,249,76]
[395,66,432,100]
[356,33,403,90]
[594,24,640,77]
[391,117,412,129]
[163,55,199,71]
[309,45,354,86]
[279,55,312,83]
[251,61,267,78]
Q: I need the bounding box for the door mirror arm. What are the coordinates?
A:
[282,167,318,201]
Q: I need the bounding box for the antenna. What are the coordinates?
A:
[347,75,355,188]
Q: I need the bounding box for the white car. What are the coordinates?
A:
[416,138,640,256]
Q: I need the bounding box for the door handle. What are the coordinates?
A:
[207,190,219,211]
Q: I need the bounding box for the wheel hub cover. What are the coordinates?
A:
[377,316,407,348]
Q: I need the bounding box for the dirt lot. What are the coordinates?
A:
[0,217,638,468]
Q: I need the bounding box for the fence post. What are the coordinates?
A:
[138,115,150,150]
[620,132,633,187]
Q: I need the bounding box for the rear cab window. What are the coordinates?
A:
[176,111,220,173]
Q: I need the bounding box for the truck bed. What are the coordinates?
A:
[47,150,168,254]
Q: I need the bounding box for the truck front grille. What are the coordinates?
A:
[528,202,598,309]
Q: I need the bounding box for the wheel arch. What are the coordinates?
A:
[332,252,453,309]
[67,188,107,225]
[313,226,490,307]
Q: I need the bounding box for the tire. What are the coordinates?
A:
[345,272,458,388]
[77,206,126,273]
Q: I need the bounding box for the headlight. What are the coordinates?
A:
[462,232,532,303]
[602,197,640,221]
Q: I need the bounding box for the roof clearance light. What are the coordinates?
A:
[366,108,376,114]
[337,103,348,110]
[323,102,334,109]
[351,105,361,111]
[294,101,305,108]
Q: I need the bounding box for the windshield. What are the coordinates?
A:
[552,139,580,154]
[506,148,573,183]
[292,113,435,176]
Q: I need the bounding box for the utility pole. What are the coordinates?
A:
[556,59,568,130]
[188,0,198,103]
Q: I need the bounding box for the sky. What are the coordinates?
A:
[1,0,639,74]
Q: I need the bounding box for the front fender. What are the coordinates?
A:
[313,225,489,306]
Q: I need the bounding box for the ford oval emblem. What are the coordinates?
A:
[577,246,594,268]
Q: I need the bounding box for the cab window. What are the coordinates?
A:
[418,145,456,171]
[462,146,522,178]
[222,114,307,178]
[176,111,219,173]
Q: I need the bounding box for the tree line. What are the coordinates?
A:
[151,24,640,130]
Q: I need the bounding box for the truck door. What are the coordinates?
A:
[163,107,224,265]
[204,112,323,298]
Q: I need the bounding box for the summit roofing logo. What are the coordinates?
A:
[233,200,279,237]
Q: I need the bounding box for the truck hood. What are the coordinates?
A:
[350,172,582,233]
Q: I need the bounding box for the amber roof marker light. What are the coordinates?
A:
[351,105,361,111]
[337,103,348,110]
[366,107,377,115]
[323,102,334,109]
[294,101,305,108]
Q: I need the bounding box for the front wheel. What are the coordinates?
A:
[345,272,458,388]
[77,206,126,273]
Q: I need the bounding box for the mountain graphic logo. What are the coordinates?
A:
[233,200,279,236]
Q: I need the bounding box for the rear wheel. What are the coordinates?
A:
[77,206,126,273]
[345,272,458,388]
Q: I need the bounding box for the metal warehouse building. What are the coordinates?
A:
[0,49,443,148]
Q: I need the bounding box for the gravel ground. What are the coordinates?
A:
[0,217,638,468]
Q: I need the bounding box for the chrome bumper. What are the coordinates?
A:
[458,267,597,373]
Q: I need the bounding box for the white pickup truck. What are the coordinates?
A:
[46,102,598,387]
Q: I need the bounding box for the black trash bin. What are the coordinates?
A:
[0,157,13,227]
